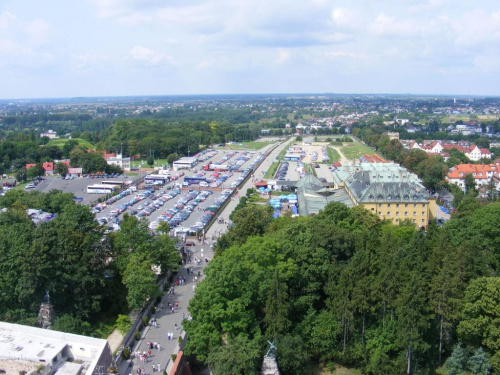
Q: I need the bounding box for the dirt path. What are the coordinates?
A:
[107,329,124,353]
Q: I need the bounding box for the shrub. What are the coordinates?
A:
[135,330,140,340]
[122,347,131,360]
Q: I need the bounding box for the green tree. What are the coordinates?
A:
[166,153,178,165]
[464,173,477,195]
[52,314,92,335]
[206,335,262,375]
[275,334,311,375]
[147,156,154,166]
[458,277,500,371]
[62,140,80,158]
[27,164,45,179]
[444,344,466,375]
[428,235,465,365]
[115,314,132,335]
[15,167,27,182]
[264,269,291,337]
[55,162,68,176]
[467,347,491,375]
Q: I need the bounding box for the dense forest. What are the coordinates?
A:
[0,190,179,336]
[184,202,500,375]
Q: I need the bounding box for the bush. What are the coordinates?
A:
[122,347,131,360]
[151,306,156,314]
[142,315,149,326]
[115,314,132,335]
[171,354,177,362]
[135,330,140,340]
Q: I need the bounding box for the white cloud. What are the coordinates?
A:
[276,48,291,64]
[127,46,173,66]
[71,54,109,72]
[369,13,422,37]
[452,10,500,47]
[25,19,51,45]
[0,11,16,29]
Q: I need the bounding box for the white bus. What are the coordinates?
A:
[87,184,116,194]
[144,174,169,185]
[102,180,126,188]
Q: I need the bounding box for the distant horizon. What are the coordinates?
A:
[2,92,500,103]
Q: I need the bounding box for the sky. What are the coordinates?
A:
[0,0,499,99]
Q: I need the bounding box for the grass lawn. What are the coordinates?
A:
[277,147,288,161]
[46,138,96,150]
[326,147,341,162]
[130,158,169,169]
[265,162,279,179]
[224,141,270,150]
[341,142,375,160]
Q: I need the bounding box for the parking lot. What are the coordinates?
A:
[32,172,148,205]
[91,147,272,235]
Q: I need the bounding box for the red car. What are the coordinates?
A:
[185,241,196,246]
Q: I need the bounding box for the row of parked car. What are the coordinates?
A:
[149,189,215,231]
[276,162,289,180]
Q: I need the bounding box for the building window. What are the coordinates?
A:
[405,204,408,208]
[405,212,408,216]
[378,204,382,208]
[388,204,391,208]
[387,212,391,216]
[396,219,400,223]
[413,219,416,223]
[396,212,400,216]
[422,212,425,216]
[414,204,417,208]
[371,208,374,211]
[378,212,382,215]
[422,219,425,223]
[414,212,417,216]
[396,204,400,208]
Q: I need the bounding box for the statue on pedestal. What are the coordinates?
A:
[38,290,55,329]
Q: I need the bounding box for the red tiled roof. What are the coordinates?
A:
[447,164,500,180]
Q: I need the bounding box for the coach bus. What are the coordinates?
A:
[144,174,170,185]
[101,180,126,188]
[87,184,116,194]
[184,176,207,185]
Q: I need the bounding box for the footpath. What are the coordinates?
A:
[118,140,291,375]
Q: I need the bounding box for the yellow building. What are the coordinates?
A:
[335,163,436,227]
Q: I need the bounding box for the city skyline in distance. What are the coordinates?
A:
[1,0,499,99]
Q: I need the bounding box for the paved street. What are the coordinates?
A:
[119,138,293,375]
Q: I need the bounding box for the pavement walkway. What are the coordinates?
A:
[119,140,292,375]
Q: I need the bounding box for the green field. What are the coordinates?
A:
[224,141,270,150]
[46,138,96,150]
[340,142,375,160]
[326,147,341,162]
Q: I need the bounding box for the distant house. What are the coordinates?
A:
[40,129,58,139]
[25,161,56,175]
[106,153,131,171]
[409,140,491,161]
[447,164,500,192]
